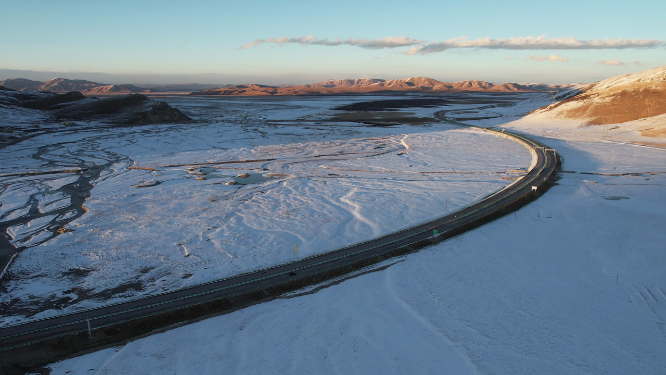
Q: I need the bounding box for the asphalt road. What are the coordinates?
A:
[0,123,557,350]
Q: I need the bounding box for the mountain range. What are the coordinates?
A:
[191,77,578,96]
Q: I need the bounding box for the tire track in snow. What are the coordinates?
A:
[383,266,482,375]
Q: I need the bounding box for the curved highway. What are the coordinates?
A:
[0,116,557,352]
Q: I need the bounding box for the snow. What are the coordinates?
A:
[0,95,532,326]
[46,94,666,374]
[588,64,666,91]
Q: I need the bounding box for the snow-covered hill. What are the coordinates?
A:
[527,65,666,130]
[587,64,666,91]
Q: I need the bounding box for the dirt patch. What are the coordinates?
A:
[641,127,666,138]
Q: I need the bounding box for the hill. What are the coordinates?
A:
[529,64,666,125]
[80,84,144,94]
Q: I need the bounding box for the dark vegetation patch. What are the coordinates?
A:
[328,111,434,126]
[0,281,144,319]
[0,90,193,149]
[61,268,94,278]
[53,94,192,124]
[332,94,524,112]
[449,116,500,121]
[20,91,86,110]
[333,98,450,111]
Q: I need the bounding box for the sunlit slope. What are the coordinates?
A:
[530,65,666,126]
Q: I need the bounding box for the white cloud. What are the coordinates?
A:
[240,35,665,55]
[526,55,569,63]
[405,35,664,54]
[595,59,626,66]
[239,35,423,50]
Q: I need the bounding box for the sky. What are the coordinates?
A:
[1,0,665,85]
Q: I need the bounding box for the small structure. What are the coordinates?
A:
[532,186,538,192]
[135,180,162,188]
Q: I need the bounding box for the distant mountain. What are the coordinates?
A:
[80,84,143,94]
[0,78,218,94]
[132,83,224,92]
[529,64,666,125]
[304,79,386,88]
[0,78,46,91]
[192,77,567,96]
[0,78,105,92]
[39,78,102,92]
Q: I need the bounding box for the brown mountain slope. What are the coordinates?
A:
[0,78,46,91]
[0,78,105,92]
[80,84,143,94]
[530,65,666,125]
[193,77,548,96]
[40,78,101,92]
[304,79,385,88]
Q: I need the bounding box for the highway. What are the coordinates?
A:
[0,119,557,352]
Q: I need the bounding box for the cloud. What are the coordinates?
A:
[405,35,664,55]
[526,54,569,63]
[633,60,643,65]
[240,35,665,55]
[239,35,423,50]
[595,59,625,66]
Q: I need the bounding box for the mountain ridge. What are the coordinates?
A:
[192,77,574,96]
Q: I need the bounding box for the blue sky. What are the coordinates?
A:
[1,0,665,84]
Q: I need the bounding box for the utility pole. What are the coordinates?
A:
[292,244,298,262]
[86,317,92,338]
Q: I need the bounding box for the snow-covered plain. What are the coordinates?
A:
[46,93,666,375]
[0,95,534,326]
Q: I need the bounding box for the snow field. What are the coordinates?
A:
[0,96,532,326]
[50,108,666,375]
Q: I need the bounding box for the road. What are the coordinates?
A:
[0,119,557,351]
